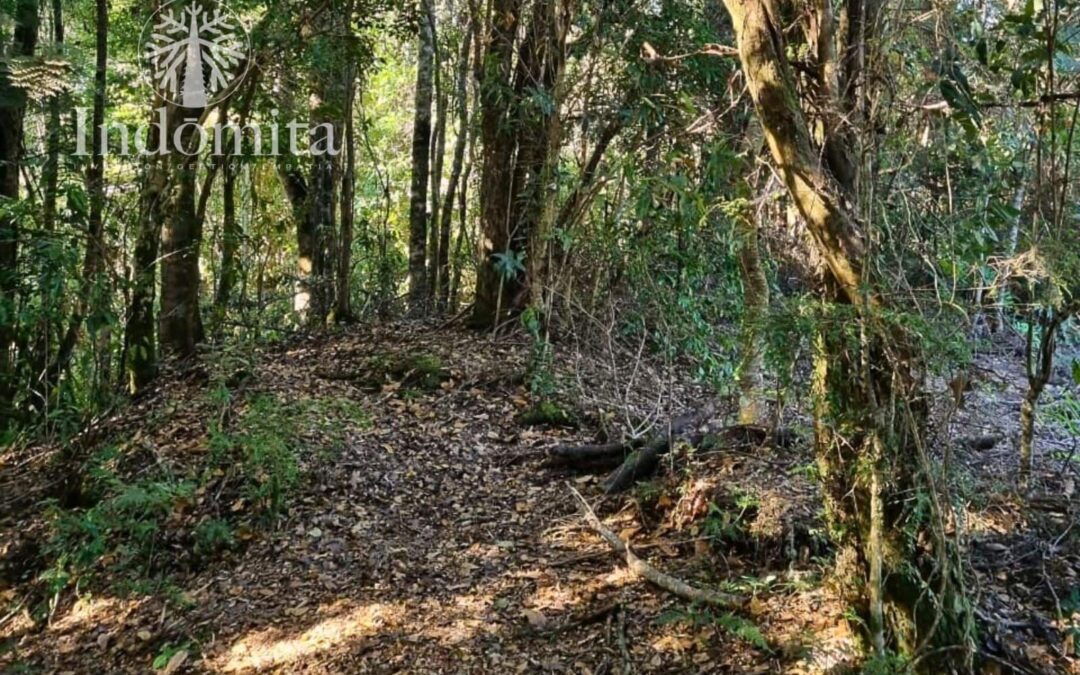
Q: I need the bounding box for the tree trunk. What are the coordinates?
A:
[159,116,205,359]
[427,20,447,306]
[471,0,573,329]
[278,162,313,316]
[408,0,436,311]
[0,0,39,419]
[42,0,63,233]
[1018,307,1068,489]
[337,68,357,322]
[736,211,769,424]
[523,0,574,322]
[721,0,970,659]
[213,150,239,332]
[308,119,338,324]
[471,0,524,328]
[449,157,473,312]
[126,104,170,393]
[435,23,473,310]
[46,0,108,398]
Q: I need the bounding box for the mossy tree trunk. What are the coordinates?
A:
[736,211,769,425]
[721,0,972,661]
[125,99,171,394]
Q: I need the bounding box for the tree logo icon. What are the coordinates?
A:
[142,0,250,108]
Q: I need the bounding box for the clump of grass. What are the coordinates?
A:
[517,400,579,428]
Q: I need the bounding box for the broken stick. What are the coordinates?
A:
[569,486,745,608]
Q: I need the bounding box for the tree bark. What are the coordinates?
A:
[427,13,447,305]
[42,0,63,233]
[0,0,39,418]
[159,115,206,359]
[125,103,170,393]
[408,0,436,312]
[213,145,239,331]
[471,0,574,329]
[721,0,970,659]
[434,22,473,311]
[337,67,357,322]
[736,211,769,424]
[471,0,524,328]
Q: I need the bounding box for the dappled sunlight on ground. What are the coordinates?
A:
[217,600,402,672]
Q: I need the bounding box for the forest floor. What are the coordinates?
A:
[1,323,1078,674]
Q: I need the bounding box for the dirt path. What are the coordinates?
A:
[3,325,1076,673]
[2,327,815,673]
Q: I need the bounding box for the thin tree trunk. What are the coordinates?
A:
[28,0,64,410]
[308,118,338,324]
[337,68,357,322]
[0,0,39,418]
[213,149,239,330]
[427,14,447,304]
[1018,307,1069,489]
[41,0,106,404]
[736,212,769,424]
[42,0,63,233]
[436,24,473,310]
[449,158,473,312]
[408,0,436,311]
[995,182,1026,330]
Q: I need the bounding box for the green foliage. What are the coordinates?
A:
[40,473,193,593]
[192,519,234,558]
[151,641,194,670]
[211,394,300,517]
[493,249,526,281]
[522,306,555,399]
[517,400,578,428]
[702,491,758,545]
[862,651,913,674]
[656,606,771,652]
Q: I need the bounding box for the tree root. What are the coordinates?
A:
[570,486,745,608]
[550,401,795,493]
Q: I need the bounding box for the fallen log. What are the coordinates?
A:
[546,439,642,466]
[550,400,795,493]
[548,403,719,465]
[570,486,745,608]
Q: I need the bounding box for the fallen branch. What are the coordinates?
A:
[546,439,641,467]
[570,486,745,608]
[551,400,795,493]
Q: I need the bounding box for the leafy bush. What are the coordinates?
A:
[192,519,234,557]
[40,477,193,593]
